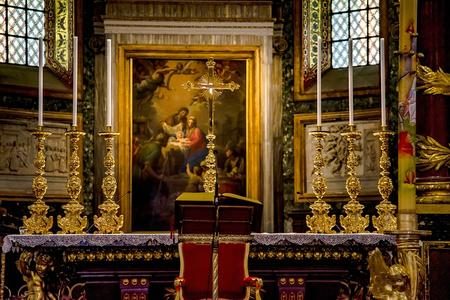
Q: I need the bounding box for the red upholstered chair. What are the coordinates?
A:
[174,239,262,300]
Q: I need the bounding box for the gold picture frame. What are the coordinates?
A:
[0,108,81,203]
[117,45,261,232]
[294,108,382,203]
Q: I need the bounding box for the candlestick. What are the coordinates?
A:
[380,38,386,127]
[106,39,112,127]
[38,38,44,127]
[317,36,322,127]
[348,38,354,126]
[73,36,78,127]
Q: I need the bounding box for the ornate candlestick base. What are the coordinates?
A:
[306,129,336,233]
[94,127,123,233]
[340,126,369,233]
[22,128,53,234]
[372,127,397,233]
[203,133,217,193]
[57,127,87,234]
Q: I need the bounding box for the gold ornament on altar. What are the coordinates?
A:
[57,127,87,234]
[94,127,123,233]
[340,125,369,233]
[22,127,54,234]
[372,127,397,233]
[183,58,240,193]
[306,128,336,233]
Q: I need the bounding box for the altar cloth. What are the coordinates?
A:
[2,232,396,253]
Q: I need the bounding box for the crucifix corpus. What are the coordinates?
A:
[182,57,240,194]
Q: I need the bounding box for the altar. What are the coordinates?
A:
[2,233,396,300]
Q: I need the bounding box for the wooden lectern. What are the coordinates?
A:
[173,192,263,300]
[175,192,262,235]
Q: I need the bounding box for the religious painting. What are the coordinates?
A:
[294,109,382,202]
[117,46,261,232]
[0,108,77,201]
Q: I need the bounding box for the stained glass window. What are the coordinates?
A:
[331,0,380,68]
[0,0,45,66]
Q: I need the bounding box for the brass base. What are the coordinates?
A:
[306,200,336,233]
[372,200,397,233]
[340,200,369,233]
[23,200,54,234]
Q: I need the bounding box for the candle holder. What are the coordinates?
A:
[57,127,87,233]
[306,128,336,233]
[203,132,217,193]
[339,125,369,233]
[22,127,53,234]
[372,126,397,233]
[94,127,123,233]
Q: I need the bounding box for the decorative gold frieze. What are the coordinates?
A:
[22,128,53,234]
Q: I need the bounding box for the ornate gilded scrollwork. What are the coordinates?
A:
[416,135,450,171]
[417,64,450,95]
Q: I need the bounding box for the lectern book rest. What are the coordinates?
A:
[175,192,262,235]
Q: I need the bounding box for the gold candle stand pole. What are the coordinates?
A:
[22,127,53,234]
[57,126,87,233]
[94,126,123,233]
[340,125,369,233]
[203,132,217,193]
[372,126,397,233]
[306,128,336,233]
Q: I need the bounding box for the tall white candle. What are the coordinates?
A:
[106,39,112,127]
[380,38,386,127]
[348,38,354,126]
[317,36,322,127]
[38,38,44,127]
[72,36,78,127]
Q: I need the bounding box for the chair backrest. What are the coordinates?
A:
[178,239,251,300]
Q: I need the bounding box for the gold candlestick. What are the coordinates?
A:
[306,128,336,233]
[22,127,53,234]
[372,126,397,233]
[340,125,369,233]
[94,127,123,233]
[57,127,87,233]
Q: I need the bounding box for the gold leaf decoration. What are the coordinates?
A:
[417,64,450,96]
[417,135,450,171]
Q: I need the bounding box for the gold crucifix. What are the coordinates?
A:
[183,58,240,193]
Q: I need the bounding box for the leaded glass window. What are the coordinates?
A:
[0,0,45,66]
[331,0,380,68]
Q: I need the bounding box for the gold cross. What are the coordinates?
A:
[183,58,240,193]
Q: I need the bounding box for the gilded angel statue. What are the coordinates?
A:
[368,248,425,300]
